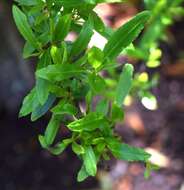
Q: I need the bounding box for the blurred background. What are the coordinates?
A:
[0,0,184,190]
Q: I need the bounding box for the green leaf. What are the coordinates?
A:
[144,161,160,179]
[83,146,97,176]
[48,141,68,155]
[53,14,72,41]
[77,164,90,182]
[12,5,39,49]
[88,73,106,94]
[51,100,78,115]
[44,114,62,146]
[103,11,150,59]
[72,142,85,155]
[39,136,72,155]
[50,45,63,64]
[111,103,124,121]
[96,99,109,116]
[88,46,104,69]
[107,139,151,162]
[67,112,105,132]
[90,11,105,34]
[23,42,36,59]
[14,0,43,6]
[19,88,36,117]
[31,94,56,121]
[36,64,85,82]
[71,18,94,56]
[38,135,48,149]
[36,78,50,105]
[50,43,68,65]
[116,64,134,107]
[37,49,52,70]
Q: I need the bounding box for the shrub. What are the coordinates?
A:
[13,0,155,181]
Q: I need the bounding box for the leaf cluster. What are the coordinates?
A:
[13,0,152,181]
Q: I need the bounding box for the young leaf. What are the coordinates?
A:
[77,165,90,182]
[72,142,85,155]
[144,161,160,179]
[88,46,104,69]
[48,141,68,155]
[50,45,63,64]
[12,5,39,49]
[83,146,97,176]
[38,135,48,149]
[103,11,150,59]
[116,64,134,107]
[67,112,105,132]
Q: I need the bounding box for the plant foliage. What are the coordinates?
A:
[13,0,152,181]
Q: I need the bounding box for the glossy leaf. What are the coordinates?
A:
[83,146,97,176]
[36,64,85,82]
[12,5,39,49]
[77,165,90,182]
[107,139,151,162]
[67,112,105,132]
[103,11,150,59]
[19,89,36,117]
[116,64,134,107]
[51,100,78,115]
[71,19,94,56]
[44,115,62,146]
[53,14,72,41]
[88,46,104,69]
[72,142,85,155]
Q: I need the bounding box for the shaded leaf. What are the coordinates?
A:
[116,64,134,107]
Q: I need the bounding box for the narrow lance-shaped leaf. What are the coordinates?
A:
[70,18,94,56]
[103,11,150,59]
[83,146,97,176]
[77,164,90,182]
[116,63,134,107]
[36,64,85,82]
[67,112,105,132]
[36,50,52,105]
[51,100,78,116]
[12,5,39,49]
[31,94,56,121]
[107,139,151,162]
[53,14,72,42]
[19,88,36,117]
[44,114,62,146]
